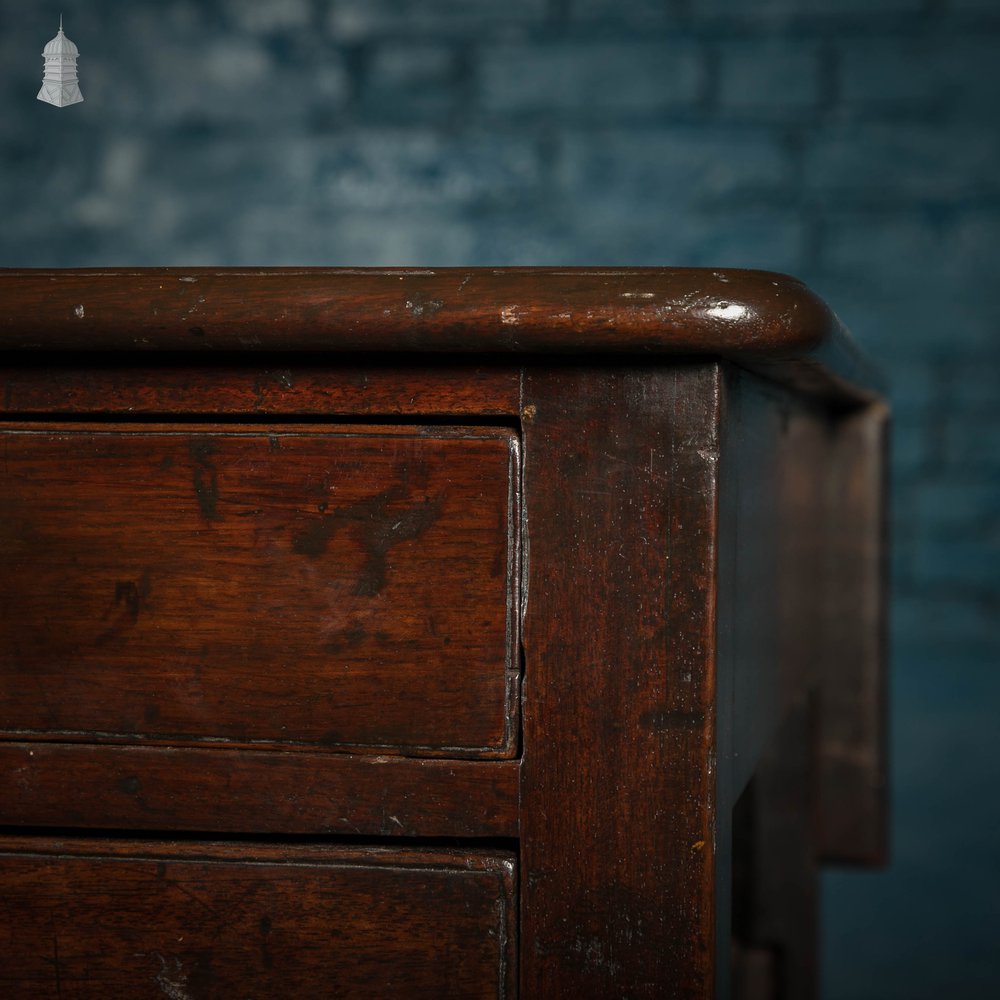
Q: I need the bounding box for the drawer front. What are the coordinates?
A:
[0,426,518,757]
[0,839,517,999]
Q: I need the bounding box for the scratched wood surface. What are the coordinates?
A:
[0,361,523,418]
[0,838,517,999]
[0,269,890,999]
[0,743,520,838]
[0,267,880,403]
[519,363,724,997]
[0,424,519,757]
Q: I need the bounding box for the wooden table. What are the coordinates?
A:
[0,268,887,999]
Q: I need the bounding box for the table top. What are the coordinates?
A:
[0,267,881,403]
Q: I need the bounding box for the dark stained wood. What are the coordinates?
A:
[0,268,889,998]
[516,361,887,997]
[0,837,517,999]
[717,370,791,804]
[0,361,522,417]
[816,403,890,865]
[716,367,825,999]
[0,743,520,839]
[717,368,889,997]
[0,267,879,403]
[0,424,519,758]
[719,372,888,867]
[715,369,792,1000]
[730,697,820,1000]
[519,363,723,998]
[716,368,843,800]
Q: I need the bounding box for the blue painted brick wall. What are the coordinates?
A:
[1,2,998,996]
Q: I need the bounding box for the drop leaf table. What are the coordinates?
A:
[0,268,887,999]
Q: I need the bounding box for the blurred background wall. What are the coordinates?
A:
[1,1,997,995]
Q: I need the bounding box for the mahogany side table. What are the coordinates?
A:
[0,268,887,999]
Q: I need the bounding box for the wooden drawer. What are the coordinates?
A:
[0,838,517,999]
[0,424,519,758]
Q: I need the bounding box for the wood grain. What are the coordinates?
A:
[0,269,889,997]
[519,363,723,998]
[0,424,519,757]
[0,742,520,838]
[0,837,517,999]
[0,361,522,418]
[0,267,879,403]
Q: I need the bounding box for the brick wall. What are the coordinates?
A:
[2,2,998,996]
